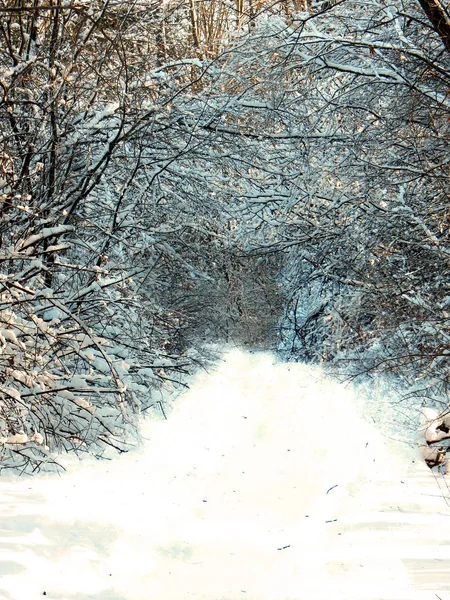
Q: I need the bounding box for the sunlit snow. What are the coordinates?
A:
[1,350,450,600]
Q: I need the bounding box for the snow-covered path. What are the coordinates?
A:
[1,350,450,600]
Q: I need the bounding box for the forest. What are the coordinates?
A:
[1,0,450,473]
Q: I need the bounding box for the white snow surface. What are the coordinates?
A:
[1,349,450,600]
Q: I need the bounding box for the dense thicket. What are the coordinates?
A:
[0,0,284,472]
[1,0,449,471]
[212,0,450,407]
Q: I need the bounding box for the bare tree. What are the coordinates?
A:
[0,0,234,472]
[201,0,450,404]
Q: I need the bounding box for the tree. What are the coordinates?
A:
[6,0,450,473]
[0,0,229,472]
[204,0,450,404]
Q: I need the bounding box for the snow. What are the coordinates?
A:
[17,225,75,251]
[29,432,44,445]
[0,387,22,402]
[0,329,24,349]
[0,349,449,600]
[2,432,28,445]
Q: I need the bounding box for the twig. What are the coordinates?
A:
[158,400,167,420]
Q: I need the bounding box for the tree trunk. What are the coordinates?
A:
[418,0,450,53]
[189,0,200,49]
[236,0,244,30]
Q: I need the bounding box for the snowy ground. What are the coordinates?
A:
[0,349,450,600]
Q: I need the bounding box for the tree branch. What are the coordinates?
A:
[417,0,450,53]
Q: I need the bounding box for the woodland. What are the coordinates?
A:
[1,0,450,472]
